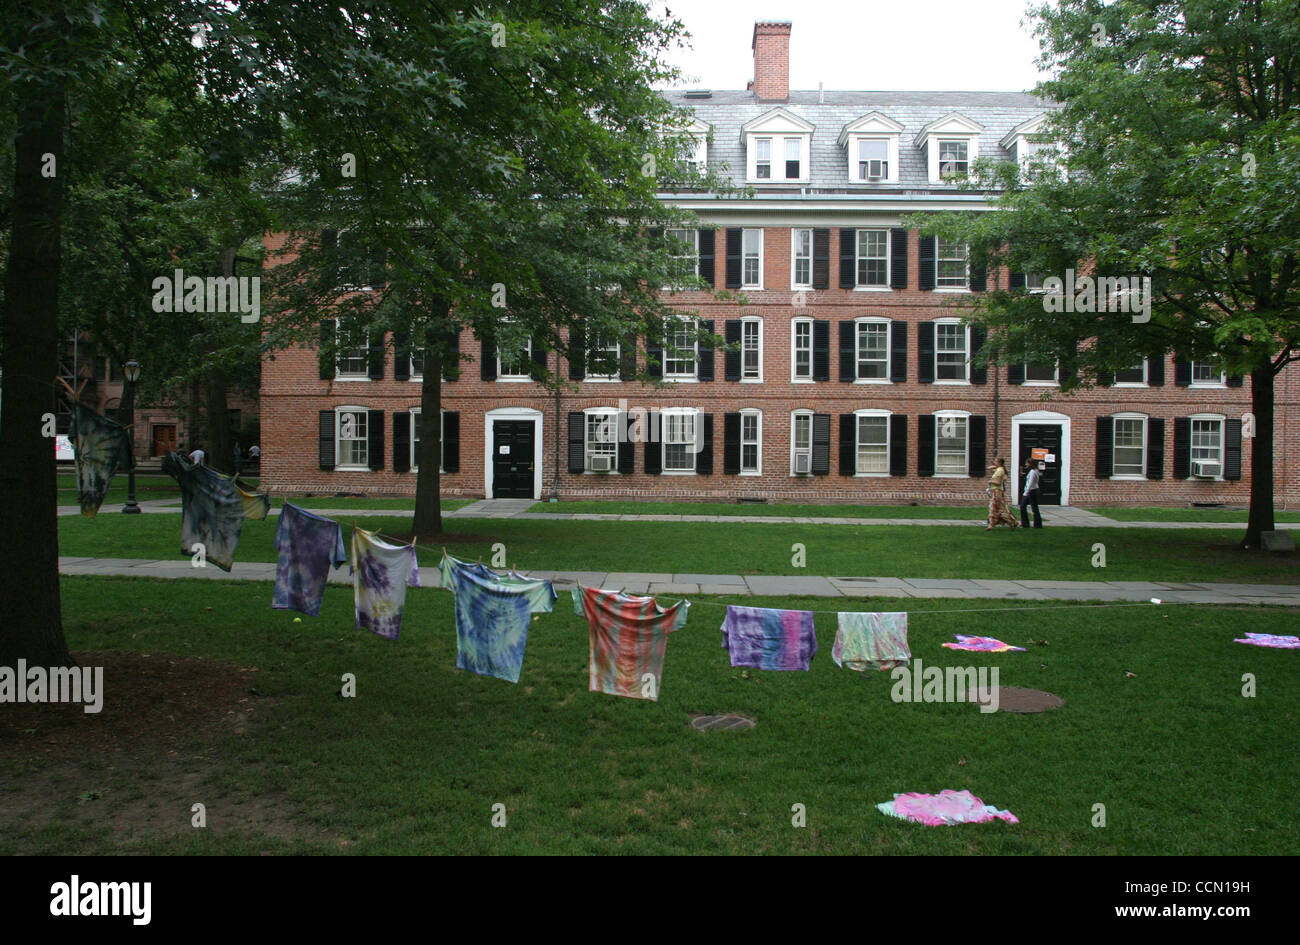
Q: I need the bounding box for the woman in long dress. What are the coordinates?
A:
[986,457,1019,529]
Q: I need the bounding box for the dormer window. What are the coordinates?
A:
[742,108,814,183]
[915,113,983,184]
[938,140,968,178]
[1000,113,1060,180]
[857,139,888,180]
[839,112,903,185]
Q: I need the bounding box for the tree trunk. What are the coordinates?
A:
[412,355,444,538]
[1243,366,1275,549]
[205,367,233,474]
[0,74,72,667]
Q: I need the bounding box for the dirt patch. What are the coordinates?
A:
[979,686,1065,714]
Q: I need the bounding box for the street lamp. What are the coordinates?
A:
[121,359,142,514]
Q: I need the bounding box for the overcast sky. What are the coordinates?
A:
[652,0,1050,92]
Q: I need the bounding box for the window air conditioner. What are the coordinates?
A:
[590,454,613,473]
[860,159,887,180]
[794,453,812,475]
[1191,460,1220,478]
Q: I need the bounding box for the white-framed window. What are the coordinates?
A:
[662,407,699,473]
[856,229,889,288]
[856,138,890,181]
[742,228,763,288]
[586,334,620,380]
[497,324,532,380]
[918,116,982,183]
[1190,414,1225,479]
[585,407,618,473]
[784,137,802,179]
[938,139,969,178]
[740,409,762,475]
[840,113,904,184]
[855,318,890,382]
[409,407,445,473]
[409,348,425,380]
[791,410,814,476]
[792,318,813,381]
[1114,361,1147,386]
[334,319,369,379]
[935,319,970,382]
[1112,413,1146,478]
[666,228,699,281]
[1191,361,1226,387]
[687,134,708,175]
[936,240,969,289]
[741,318,762,381]
[333,229,385,291]
[664,318,698,380]
[854,409,891,475]
[1023,361,1059,386]
[934,411,969,476]
[791,228,813,288]
[755,137,772,179]
[743,112,812,183]
[335,406,369,470]
[1025,272,1046,293]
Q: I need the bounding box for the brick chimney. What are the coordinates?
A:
[751,21,791,102]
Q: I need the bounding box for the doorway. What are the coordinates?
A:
[491,420,536,498]
[151,423,177,457]
[1017,424,1063,505]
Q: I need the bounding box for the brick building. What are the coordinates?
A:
[259,20,1297,508]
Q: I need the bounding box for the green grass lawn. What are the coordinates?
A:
[57,514,1300,585]
[2,576,1295,854]
[280,496,470,511]
[57,472,181,505]
[530,500,987,520]
[1094,506,1300,523]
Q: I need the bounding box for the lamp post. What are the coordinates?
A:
[121,359,142,514]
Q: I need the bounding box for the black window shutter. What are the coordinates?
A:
[1147,357,1164,387]
[393,412,411,472]
[1095,416,1113,478]
[890,228,908,289]
[889,415,907,476]
[1146,418,1164,480]
[393,332,411,382]
[723,413,741,475]
[970,326,987,384]
[368,333,385,380]
[441,412,459,472]
[725,228,742,288]
[647,334,663,378]
[969,257,987,292]
[1009,271,1026,290]
[917,415,936,476]
[1172,418,1191,479]
[617,416,634,473]
[698,229,716,287]
[367,410,384,470]
[442,332,460,382]
[967,416,987,477]
[839,414,856,476]
[567,412,585,473]
[698,319,715,381]
[644,417,662,474]
[813,320,831,381]
[918,321,935,383]
[481,338,497,381]
[1173,359,1191,386]
[1008,363,1025,385]
[812,228,830,289]
[839,321,856,382]
[318,410,335,470]
[321,228,338,248]
[530,336,547,378]
[1227,374,1244,388]
[811,414,831,475]
[918,236,936,290]
[318,321,335,380]
[890,321,908,383]
[569,323,586,380]
[620,333,637,380]
[838,228,856,288]
[724,320,742,381]
[1097,371,1114,386]
[1224,418,1243,479]
[698,414,714,475]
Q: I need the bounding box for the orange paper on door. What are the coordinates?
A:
[1031,448,1049,461]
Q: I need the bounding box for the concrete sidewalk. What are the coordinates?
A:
[57,556,1300,605]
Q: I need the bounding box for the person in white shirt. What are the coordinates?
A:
[189,446,206,466]
[1020,458,1043,529]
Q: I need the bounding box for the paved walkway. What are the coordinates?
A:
[56,556,1300,605]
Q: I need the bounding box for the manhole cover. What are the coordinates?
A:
[690,714,756,731]
[977,687,1064,714]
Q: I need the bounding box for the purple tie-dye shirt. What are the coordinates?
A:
[721,605,817,671]
[272,503,346,617]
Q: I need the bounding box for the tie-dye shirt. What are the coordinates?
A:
[68,403,133,517]
[1234,632,1300,649]
[272,502,346,616]
[877,790,1019,826]
[576,586,690,701]
[440,554,554,683]
[721,605,817,671]
[351,527,420,640]
[833,612,911,671]
[162,451,255,572]
[438,554,557,614]
[942,634,1025,653]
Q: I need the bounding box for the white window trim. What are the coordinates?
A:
[335,405,370,471]
[853,408,892,477]
[584,335,622,382]
[1113,359,1148,388]
[666,228,700,285]
[1110,412,1148,480]
[496,326,533,382]
[745,133,812,183]
[791,317,814,383]
[408,349,425,381]
[740,317,764,383]
[933,409,971,478]
[1022,361,1060,387]
[790,409,815,477]
[854,228,892,290]
[790,228,814,290]
[741,228,764,289]
[739,408,763,476]
[663,318,699,382]
[934,239,972,293]
[1189,361,1227,388]
[660,406,701,475]
[582,406,620,474]
[333,318,370,381]
[933,319,972,385]
[848,135,900,184]
[854,317,893,384]
[1188,413,1227,481]
[409,406,445,474]
[927,135,980,183]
